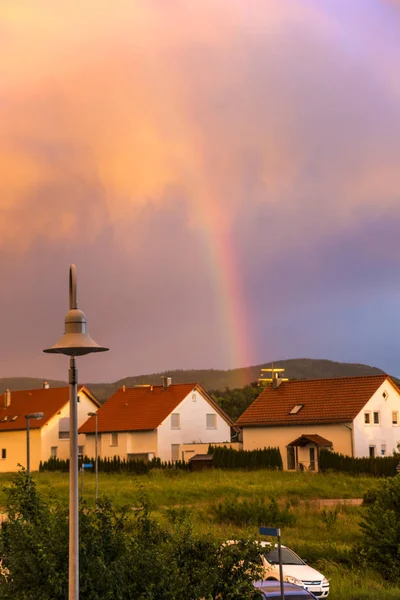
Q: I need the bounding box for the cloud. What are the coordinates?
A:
[1,1,400,378]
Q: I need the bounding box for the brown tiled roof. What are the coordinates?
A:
[235,375,391,427]
[288,434,332,447]
[0,386,95,431]
[80,383,209,433]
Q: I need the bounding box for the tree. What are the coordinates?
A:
[0,471,263,599]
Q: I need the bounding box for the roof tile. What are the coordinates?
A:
[79,383,197,433]
[235,375,390,427]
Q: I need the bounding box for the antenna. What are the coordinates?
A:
[258,365,289,387]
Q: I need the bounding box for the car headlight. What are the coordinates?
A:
[285,575,305,587]
[322,577,329,585]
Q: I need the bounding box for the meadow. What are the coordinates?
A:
[1,469,399,599]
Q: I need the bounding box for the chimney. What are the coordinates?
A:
[272,371,283,390]
[162,376,172,390]
[43,381,49,389]
[122,385,126,393]
[3,389,11,408]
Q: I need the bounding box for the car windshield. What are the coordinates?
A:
[263,547,304,566]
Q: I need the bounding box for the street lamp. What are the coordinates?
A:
[25,412,44,486]
[87,411,98,500]
[44,265,108,600]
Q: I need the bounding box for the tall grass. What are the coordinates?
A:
[0,469,396,597]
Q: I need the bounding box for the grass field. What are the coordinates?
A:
[1,469,398,599]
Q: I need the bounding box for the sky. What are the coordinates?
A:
[1,0,400,382]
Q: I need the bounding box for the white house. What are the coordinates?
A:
[79,378,234,462]
[0,383,100,472]
[236,374,400,471]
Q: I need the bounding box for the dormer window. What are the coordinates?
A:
[1,417,8,422]
[289,404,304,415]
[10,416,18,422]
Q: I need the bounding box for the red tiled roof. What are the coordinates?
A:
[235,375,391,427]
[0,386,94,431]
[80,383,196,433]
[79,383,234,433]
[288,434,333,447]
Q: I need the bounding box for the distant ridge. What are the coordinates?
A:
[0,359,386,402]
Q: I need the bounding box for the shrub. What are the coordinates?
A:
[208,445,283,470]
[0,470,263,599]
[319,449,398,477]
[212,496,295,527]
[359,474,400,581]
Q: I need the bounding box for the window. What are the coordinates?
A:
[51,446,58,458]
[110,433,118,447]
[381,444,387,456]
[206,414,217,429]
[171,444,180,461]
[369,446,376,458]
[192,393,196,402]
[382,390,388,400]
[171,413,180,429]
[78,446,84,456]
[364,412,371,425]
[1,449,6,459]
[59,417,70,439]
[373,411,380,425]
[393,412,399,426]
[289,404,304,415]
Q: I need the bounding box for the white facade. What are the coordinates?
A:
[353,379,400,458]
[41,389,99,461]
[157,388,232,461]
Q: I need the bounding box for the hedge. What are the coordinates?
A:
[39,455,190,474]
[208,445,282,470]
[319,448,399,476]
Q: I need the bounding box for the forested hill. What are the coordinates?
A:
[0,358,385,403]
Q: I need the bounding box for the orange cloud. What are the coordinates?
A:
[1,0,400,251]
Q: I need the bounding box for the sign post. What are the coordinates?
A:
[259,527,284,600]
[80,463,93,501]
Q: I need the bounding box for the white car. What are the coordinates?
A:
[259,541,329,598]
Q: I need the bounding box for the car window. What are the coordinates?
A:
[263,547,304,566]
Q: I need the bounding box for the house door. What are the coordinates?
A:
[287,446,296,470]
[309,447,316,471]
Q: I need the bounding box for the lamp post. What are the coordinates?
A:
[44,265,108,600]
[25,412,44,486]
[87,411,98,499]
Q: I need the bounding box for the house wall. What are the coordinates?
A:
[0,429,41,473]
[84,430,157,460]
[353,379,400,457]
[157,389,232,462]
[242,423,353,470]
[41,390,98,462]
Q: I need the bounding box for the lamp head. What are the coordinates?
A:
[43,265,108,357]
[25,412,45,420]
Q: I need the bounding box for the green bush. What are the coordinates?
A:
[39,455,190,474]
[0,471,263,599]
[208,445,282,470]
[212,496,295,527]
[359,474,400,581]
[319,449,398,477]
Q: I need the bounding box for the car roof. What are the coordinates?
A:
[254,580,315,597]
